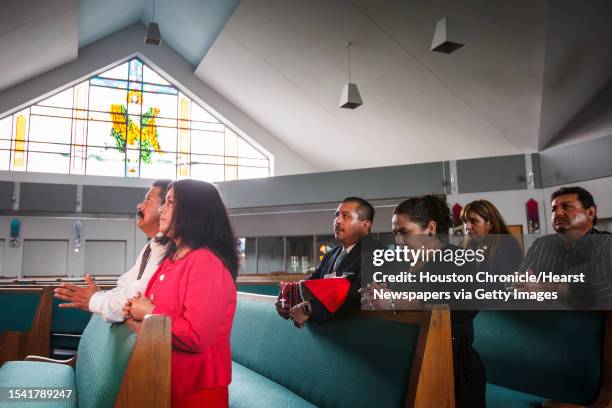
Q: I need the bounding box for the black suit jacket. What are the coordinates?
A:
[306,240,363,322]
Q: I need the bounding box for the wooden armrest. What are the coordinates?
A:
[412,305,454,408]
[25,355,76,368]
[114,314,171,408]
[588,385,612,408]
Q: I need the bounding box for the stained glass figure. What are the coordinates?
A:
[526,198,541,234]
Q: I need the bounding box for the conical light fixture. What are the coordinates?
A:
[339,42,363,109]
[145,0,162,46]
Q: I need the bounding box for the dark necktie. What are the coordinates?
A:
[137,243,152,280]
[332,248,348,275]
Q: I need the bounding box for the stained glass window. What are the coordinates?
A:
[0,58,271,181]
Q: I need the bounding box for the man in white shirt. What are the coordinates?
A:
[53,179,171,322]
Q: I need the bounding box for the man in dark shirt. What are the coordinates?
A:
[276,196,375,327]
[517,186,612,308]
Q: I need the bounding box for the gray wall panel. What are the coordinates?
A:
[457,155,527,193]
[219,162,446,209]
[20,183,76,212]
[82,185,145,214]
[231,205,397,237]
[0,181,13,210]
[22,239,68,276]
[443,161,451,194]
[540,135,612,186]
[531,153,543,188]
[85,240,126,276]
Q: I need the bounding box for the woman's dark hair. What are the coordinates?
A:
[459,199,519,259]
[394,194,452,237]
[460,200,511,235]
[166,179,238,280]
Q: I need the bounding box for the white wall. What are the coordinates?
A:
[0,216,144,278]
[447,188,551,235]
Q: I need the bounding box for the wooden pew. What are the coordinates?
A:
[114,315,172,407]
[351,306,455,408]
[542,311,612,408]
[1,314,171,408]
[0,286,52,364]
[473,309,612,408]
[237,273,305,285]
[0,281,115,364]
[231,292,455,408]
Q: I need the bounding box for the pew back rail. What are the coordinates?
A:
[115,314,172,407]
[0,286,52,363]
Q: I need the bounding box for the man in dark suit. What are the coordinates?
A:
[277,196,375,327]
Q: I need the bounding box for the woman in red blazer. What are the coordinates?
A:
[124,179,238,408]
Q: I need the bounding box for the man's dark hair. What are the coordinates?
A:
[342,196,375,223]
[166,179,239,280]
[152,179,172,204]
[551,186,597,225]
[394,194,452,234]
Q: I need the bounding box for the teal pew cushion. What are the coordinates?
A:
[0,361,76,408]
[486,383,547,408]
[231,298,420,408]
[75,315,136,408]
[230,362,317,408]
[0,292,40,331]
[474,311,604,406]
[237,285,279,296]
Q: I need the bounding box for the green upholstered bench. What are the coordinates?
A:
[0,314,171,408]
[0,287,52,363]
[237,276,306,297]
[236,284,279,296]
[474,310,612,408]
[230,292,455,408]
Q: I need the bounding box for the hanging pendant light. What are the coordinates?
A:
[431,17,464,54]
[339,42,363,109]
[145,0,162,46]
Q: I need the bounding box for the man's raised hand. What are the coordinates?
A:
[54,274,101,311]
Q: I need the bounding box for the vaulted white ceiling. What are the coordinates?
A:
[0,0,239,93]
[2,0,612,174]
[0,0,79,92]
[196,0,612,171]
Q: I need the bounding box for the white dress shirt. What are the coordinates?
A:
[88,234,169,322]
